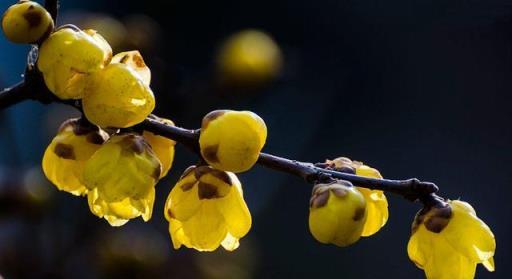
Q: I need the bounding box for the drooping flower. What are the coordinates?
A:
[42,118,108,196]
[308,180,367,247]
[407,199,496,279]
[83,133,161,226]
[164,165,251,251]
[325,157,389,236]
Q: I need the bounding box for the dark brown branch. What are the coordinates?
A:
[139,120,438,201]
[0,75,439,201]
[0,82,28,110]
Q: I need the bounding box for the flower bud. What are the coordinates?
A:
[199,110,267,173]
[325,157,389,237]
[2,0,54,44]
[308,181,367,247]
[37,27,112,99]
[82,62,155,128]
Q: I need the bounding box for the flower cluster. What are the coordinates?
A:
[4,1,265,247]
[1,2,497,278]
[42,117,169,226]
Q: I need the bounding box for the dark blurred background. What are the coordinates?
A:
[0,0,511,278]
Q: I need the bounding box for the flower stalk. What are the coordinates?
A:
[0,74,438,202]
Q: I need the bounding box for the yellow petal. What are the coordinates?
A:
[42,121,107,196]
[179,202,228,251]
[423,236,477,279]
[483,257,495,272]
[355,165,382,179]
[87,187,154,226]
[442,200,495,264]
[112,50,151,86]
[407,225,434,269]
[143,128,175,178]
[353,164,389,237]
[168,180,201,221]
[357,187,388,237]
[169,218,188,249]
[216,184,252,238]
[83,135,159,203]
[220,233,240,251]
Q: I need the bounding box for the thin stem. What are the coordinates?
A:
[0,82,29,110]
[139,115,439,201]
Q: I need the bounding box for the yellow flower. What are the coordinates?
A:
[326,157,389,236]
[142,116,176,178]
[38,27,112,99]
[308,181,367,247]
[164,166,251,251]
[407,199,496,279]
[83,133,161,226]
[199,110,267,173]
[82,62,155,128]
[42,118,108,196]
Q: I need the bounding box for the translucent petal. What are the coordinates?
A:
[84,135,158,203]
[168,180,201,221]
[87,187,154,226]
[216,185,251,238]
[42,125,104,196]
[168,218,187,249]
[179,202,228,251]
[355,165,382,179]
[407,225,434,269]
[357,187,388,237]
[108,198,143,221]
[221,233,240,251]
[112,50,151,86]
[423,236,477,279]
[43,146,88,195]
[442,200,495,264]
[483,257,495,272]
[143,129,175,178]
[355,165,388,236]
